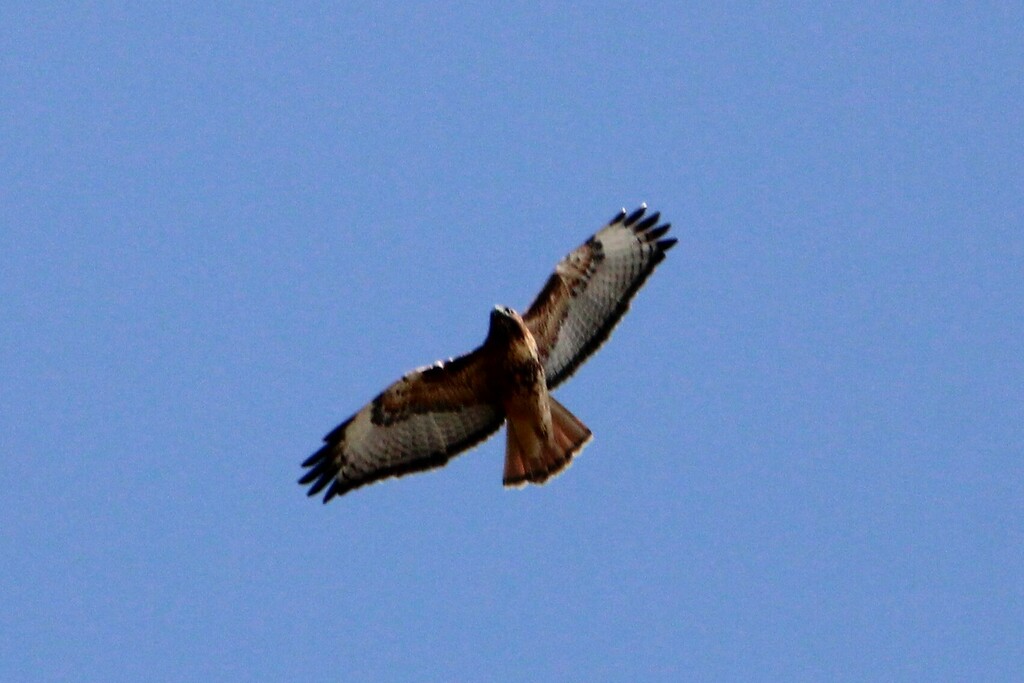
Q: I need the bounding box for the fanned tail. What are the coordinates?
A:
[503,397,592,487]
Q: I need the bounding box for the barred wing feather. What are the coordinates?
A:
[523,205,676,388]
[299,351,505,502]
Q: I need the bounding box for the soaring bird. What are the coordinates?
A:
[300,205,676,502]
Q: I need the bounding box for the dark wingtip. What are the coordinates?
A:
[657,237,678,251]
[610,208,627,224]
[634,212,660,233]
[645,225,670,241]
[301,440,342,499]
[298,456,332,485]
[306,472,333,496]
[323,480,343,503]
[624,204,647,227]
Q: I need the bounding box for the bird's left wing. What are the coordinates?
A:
[299,350,505,502]
[524,205,676,388]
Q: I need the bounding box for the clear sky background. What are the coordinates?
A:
[2,3,1022,681]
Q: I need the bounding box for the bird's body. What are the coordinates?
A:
[485,306,592,487]
[300,205,676,502]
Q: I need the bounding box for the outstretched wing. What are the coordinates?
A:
[299,350,505,502]
[524,204,676,389]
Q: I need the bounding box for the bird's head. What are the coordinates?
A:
[488,305,525,341]
[492,304,516,319]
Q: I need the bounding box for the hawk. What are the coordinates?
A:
[300,205,676,502]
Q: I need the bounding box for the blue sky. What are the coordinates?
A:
[2,3,1022,681]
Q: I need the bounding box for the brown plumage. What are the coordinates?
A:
[299,204,676,502]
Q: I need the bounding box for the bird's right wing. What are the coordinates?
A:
[299,349,505,502]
